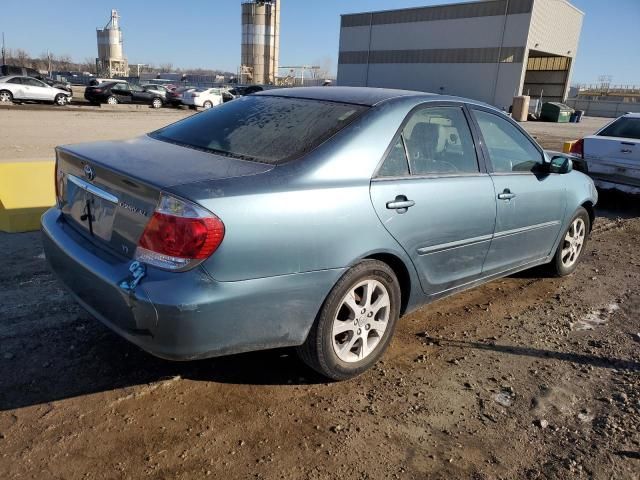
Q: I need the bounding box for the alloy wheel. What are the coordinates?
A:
[107,96,117,105]
[0,92,12,103]
[332,279,390,363]
[561,217,586,268]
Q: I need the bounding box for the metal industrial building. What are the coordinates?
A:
[337,0,583,109]
[96,10,129,78]
[241,0,281,84]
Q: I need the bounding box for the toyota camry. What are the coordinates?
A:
[42,87,597,380]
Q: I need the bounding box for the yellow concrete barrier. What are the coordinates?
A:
[0,160,55,233]
[563,141,576,154]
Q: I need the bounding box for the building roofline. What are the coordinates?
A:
[340,0,511,17]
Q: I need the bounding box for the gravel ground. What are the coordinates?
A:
[0,112,638,479]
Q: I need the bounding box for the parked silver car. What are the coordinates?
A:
[570,113,640,194]
[42,87,597,380]
[0,75,72,106]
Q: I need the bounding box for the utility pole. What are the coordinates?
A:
[2,32,5,66]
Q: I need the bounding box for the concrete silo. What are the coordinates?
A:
[96,9,129,78]
[241,0,280,85]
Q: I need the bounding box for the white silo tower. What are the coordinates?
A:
[241,0,280,85]
[96,9,129,77]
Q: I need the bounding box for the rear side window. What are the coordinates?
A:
[151,96,368,164]
[7,77,23,84]
[598,117,640,140]
[402,106,479,175]
[474,110,542,173]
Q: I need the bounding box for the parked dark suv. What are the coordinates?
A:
[84,81,165,108]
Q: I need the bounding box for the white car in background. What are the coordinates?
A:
[570,113,640,194]
[0,75,73,106]
[181,87,224,109]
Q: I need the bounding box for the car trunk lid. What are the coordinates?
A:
[56,135,273,258]
[584,135,640,187]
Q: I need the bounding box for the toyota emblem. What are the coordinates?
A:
[83,164,96,181]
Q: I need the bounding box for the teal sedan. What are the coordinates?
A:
[42,87,597,380]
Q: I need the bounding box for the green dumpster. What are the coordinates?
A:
[540,102,574,123]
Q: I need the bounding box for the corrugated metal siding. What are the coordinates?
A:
[339,47,525,65]
[527,0,583,57]
[341,0,533,27]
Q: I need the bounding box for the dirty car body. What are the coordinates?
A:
[41,87,597,361]
[573,113,640,194]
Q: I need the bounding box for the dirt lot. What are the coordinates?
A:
[0,112,638,479]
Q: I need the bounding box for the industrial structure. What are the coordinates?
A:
[337,0,583,109]
[96,9,129,78]
[240,0,280,84]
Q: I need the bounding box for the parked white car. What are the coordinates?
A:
[181,88,224,109]
[0,75,73,106]
[570,113,640,194]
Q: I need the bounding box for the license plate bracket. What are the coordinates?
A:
[66,175,118,242]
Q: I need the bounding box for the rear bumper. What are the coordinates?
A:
[41,208,342,360]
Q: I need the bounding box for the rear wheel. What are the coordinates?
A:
[297,260,401,380]
[0,90,13,104]
[152,97,163,109]
[54,94,68,106]
[203,100,213,109]
[106,96,118,105]
[550,207,590,276]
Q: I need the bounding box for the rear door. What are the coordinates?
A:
[5,77,25,99]
[584,116,640,188]
[469,107,566,274]
[370,103,497,296]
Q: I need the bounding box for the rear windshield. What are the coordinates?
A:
[150,95,368,164]
[598,117,640,140]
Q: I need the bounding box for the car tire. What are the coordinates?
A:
[203,100,213,109]
[549,207,590,277]
[297,260,401,381]
[107,96,118,105]
[152,98,163,109]
[0,90,13,104]
[54,94,68,106]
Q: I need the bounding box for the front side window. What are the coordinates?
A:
[151,95,367,164]
[25,78,45,87]
[402,106,479,175]
[474,110,542,173]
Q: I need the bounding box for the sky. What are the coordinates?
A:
[1,0,639,84]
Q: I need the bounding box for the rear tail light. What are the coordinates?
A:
[54,157,65,207]
[94,88,102,93]
[569,138,584,158]
[135,193,224,270]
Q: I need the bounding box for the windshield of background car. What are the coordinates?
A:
[598,117,640,140]
[150,95,368,164]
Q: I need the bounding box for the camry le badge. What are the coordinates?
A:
[83,164,96,181]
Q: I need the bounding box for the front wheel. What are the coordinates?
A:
[0,90,13,104]
[550,207,590,276]
[297,260,401,380]
[203,100,213,109]
[151,98,163,109]
[54,94,68,106]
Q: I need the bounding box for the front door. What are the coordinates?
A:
[470,108,566,274]
[370,104,497,296]
[111,84,133,103]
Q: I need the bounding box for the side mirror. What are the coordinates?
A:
[549,155,573,174]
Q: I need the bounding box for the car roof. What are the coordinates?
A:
[255,86,495,109]
[256,86,445,106]
[622,112,640,118]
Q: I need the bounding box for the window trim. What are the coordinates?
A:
[468,105,545,175]
[373,101,488,179]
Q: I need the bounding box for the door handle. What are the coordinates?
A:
[497,189,516,200]
[386,195,415,213]
[620,149,632,154]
